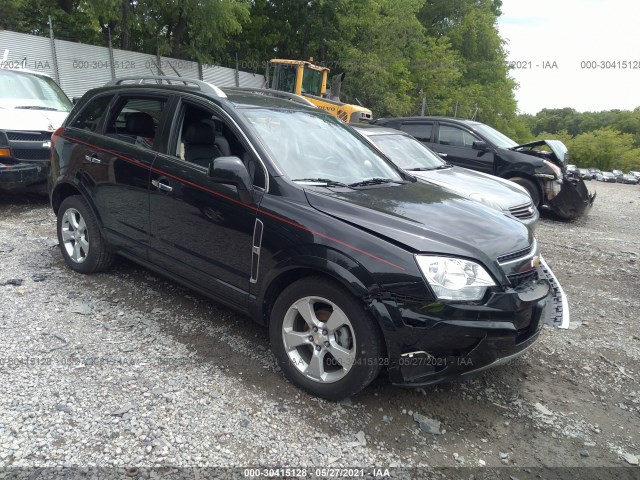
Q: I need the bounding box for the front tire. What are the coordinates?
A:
[57,195,115,274]
[269,277,384,400]
[509,177,541,207]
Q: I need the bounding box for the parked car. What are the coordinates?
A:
[628,171,640,182]
[621,173,638,184]
[577,168,593,180]
[353,124,538,232]
[0,67,72,192]
[588,167,601,178]
[596,171,617,183]
[373,116,595,220]
[48,77,568,399]
[565,164,580,180]
[612,169,624,182]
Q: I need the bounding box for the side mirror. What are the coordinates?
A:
[472,140,489,151]
[207,156,253,202]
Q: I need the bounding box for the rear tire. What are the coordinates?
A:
[269,276,384,400]
[509,177,541,207]
[57,195,115,274]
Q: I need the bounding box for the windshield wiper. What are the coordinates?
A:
[406,167,438,171]
[292,178,350,188]
[348,177,397,187]
[434,163,453,169]
[15,105,60,111]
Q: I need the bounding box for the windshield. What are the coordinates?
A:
[472,123,519,149]
[0,70,72,112]
[241,109,404,185]
[367,133,445,170]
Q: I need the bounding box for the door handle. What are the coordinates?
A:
[152,178,173,192]
[437,152,448,157]
[84,153,101,164]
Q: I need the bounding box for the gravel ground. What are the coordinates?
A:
[0,182,639,477]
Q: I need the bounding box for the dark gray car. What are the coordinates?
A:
[354,125,539,232]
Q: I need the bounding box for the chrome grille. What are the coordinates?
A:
[508,202,536,219]
[6,131,52,141]
[497,242,534,264]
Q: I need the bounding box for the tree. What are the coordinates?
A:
[16,0,100,44]
[568,129,635,171]
[417,0,517,130]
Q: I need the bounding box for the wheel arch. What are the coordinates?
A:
[51,181,103,226]
[253,253,384,328]
[503,172,544,206]
[252,256,378,325]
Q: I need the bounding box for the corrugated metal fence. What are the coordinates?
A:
[0,30,266,98]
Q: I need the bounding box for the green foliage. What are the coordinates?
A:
[8,0,518,122]
[16,0,100,44]
[537,128,638,172]
[526,108,640,172]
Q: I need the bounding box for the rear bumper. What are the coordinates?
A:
[547,177,595,219]
[0,161,49,191]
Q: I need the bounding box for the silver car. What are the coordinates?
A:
[354,125,539,231]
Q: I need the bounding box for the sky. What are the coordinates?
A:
[497,0,640,114]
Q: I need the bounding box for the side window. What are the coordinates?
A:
[104,97,166,151]
[70,95,114,131]
[437,125,477,148]
[175,103,266,189]
[400,123,432,142]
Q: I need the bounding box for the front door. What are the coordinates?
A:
[430,123,495,174]
[148,99,265,307]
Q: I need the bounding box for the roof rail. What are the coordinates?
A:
[104,76,226,98]
[223,87,316,107]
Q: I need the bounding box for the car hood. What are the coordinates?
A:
[304,181,532,264]
[410,166,532,210]
[0,109,68,132]
[510,139,568,165]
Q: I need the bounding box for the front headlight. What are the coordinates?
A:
[543,160,563,180]
[415,256,496,301]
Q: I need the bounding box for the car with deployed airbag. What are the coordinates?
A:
[48,78,569,400]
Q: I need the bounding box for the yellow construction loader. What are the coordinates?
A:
[269,59,373,123]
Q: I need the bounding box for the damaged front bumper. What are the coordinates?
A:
[385,257,569,386]
[547,177,596,219]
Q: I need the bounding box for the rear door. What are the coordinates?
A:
[430,122,495,174]
[90,94,171,258]
[397,121,434,145]
[148,97,266,307]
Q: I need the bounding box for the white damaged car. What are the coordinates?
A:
[0,68,71,192]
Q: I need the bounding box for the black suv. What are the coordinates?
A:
[49,77,568,400]
[374,116,595,219]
